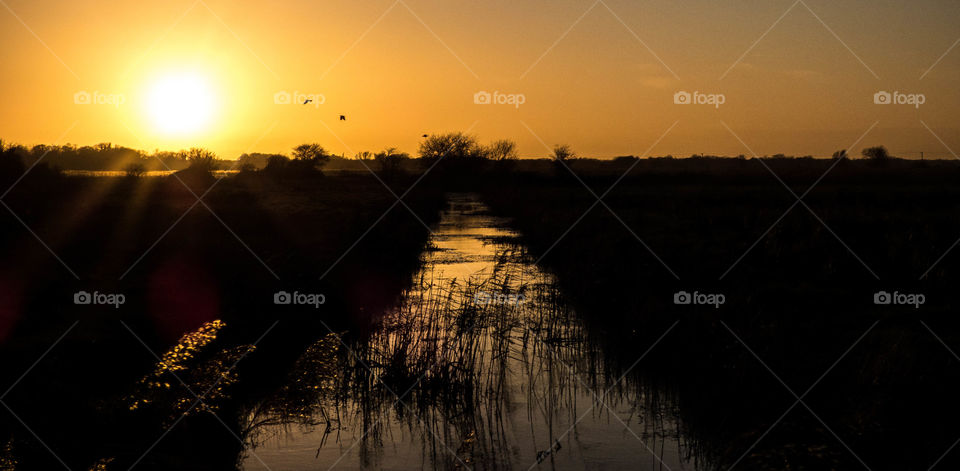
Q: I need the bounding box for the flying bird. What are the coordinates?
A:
[422,134,428,138]
[339,115,346,121]
[303,99,312,105]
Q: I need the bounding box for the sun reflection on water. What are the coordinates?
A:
[128,320,253,421]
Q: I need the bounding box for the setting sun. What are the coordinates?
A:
[4,1,960,470]
[144,73,217,135]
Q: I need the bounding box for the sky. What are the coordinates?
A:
[1,0,959,159]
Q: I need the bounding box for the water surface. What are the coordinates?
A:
[241,193,698,470]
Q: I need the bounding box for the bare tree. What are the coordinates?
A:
[418,132,484,163]
[552,144,575,162]
[486,139,519,161]
[186,148,218,172]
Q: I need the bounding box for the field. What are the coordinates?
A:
[479,157,960,469]
[0,168,444,469]
[1,156,959,469]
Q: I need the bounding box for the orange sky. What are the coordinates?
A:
[1,0,958,159]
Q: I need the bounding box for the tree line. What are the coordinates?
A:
[0,133,903,181]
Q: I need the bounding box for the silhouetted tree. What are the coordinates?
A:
[861,146,890,161]
[486,140,518,161]
[237,153,285,170]
[832,149,848,160]
[375,147,410,180]
[419,133,485,163]
[552,144,575,162]
[0,140,27,183]
[551,144,576,176]
[263,155,291,174]
[185,148,218,172]
[418,132,489,176]
[485,139,519,173]
[290,143,330,173]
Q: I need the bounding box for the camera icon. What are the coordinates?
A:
[673,291,691,305]
[74,91,91,105]
[74,291,92,305]
[274,91,292,105]
[673,91,691,105]
[274,291,292,305]
[873,291,891,305]
[873,91,891,105]
[474,91,492,105]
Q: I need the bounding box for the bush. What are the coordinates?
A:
[551,145,576,175]
[418,133,485,163]
[0,141,27,181]
[124,162,147,178]
[185,148,218,172]
[486,140,518,161]
[263,155,291,174]
[375,148,410,179]
[862,146,890,161]
[552,145,575,162]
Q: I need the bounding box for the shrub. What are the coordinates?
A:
[263,155,291,174]
[375,148,410,179]
[552,145,575,162]
[185,148,218,172]
[0,141,26,180]
[124,162,147,178]
[862,146,890,161]
[486,140,518,161]
[418,133,484,164]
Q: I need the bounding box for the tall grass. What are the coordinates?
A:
[240,199,699,469]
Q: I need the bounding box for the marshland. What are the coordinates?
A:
[1,136,959,470]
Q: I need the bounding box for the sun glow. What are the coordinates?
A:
[145,73,217,135]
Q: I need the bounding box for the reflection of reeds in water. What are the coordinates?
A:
[243,198,700,470]
[128,320,253,423]
[243,333,343,445]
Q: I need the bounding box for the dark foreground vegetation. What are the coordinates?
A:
[479,156,960,470]
[1,134,959,470]
[0,140,444,469]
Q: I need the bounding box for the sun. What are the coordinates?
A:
[145,73,217,135]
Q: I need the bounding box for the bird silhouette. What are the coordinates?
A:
[339,115,346,121]
[422,134,428,138]
[303,99,312,105]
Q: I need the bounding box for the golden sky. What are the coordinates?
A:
[1,0,959,159]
